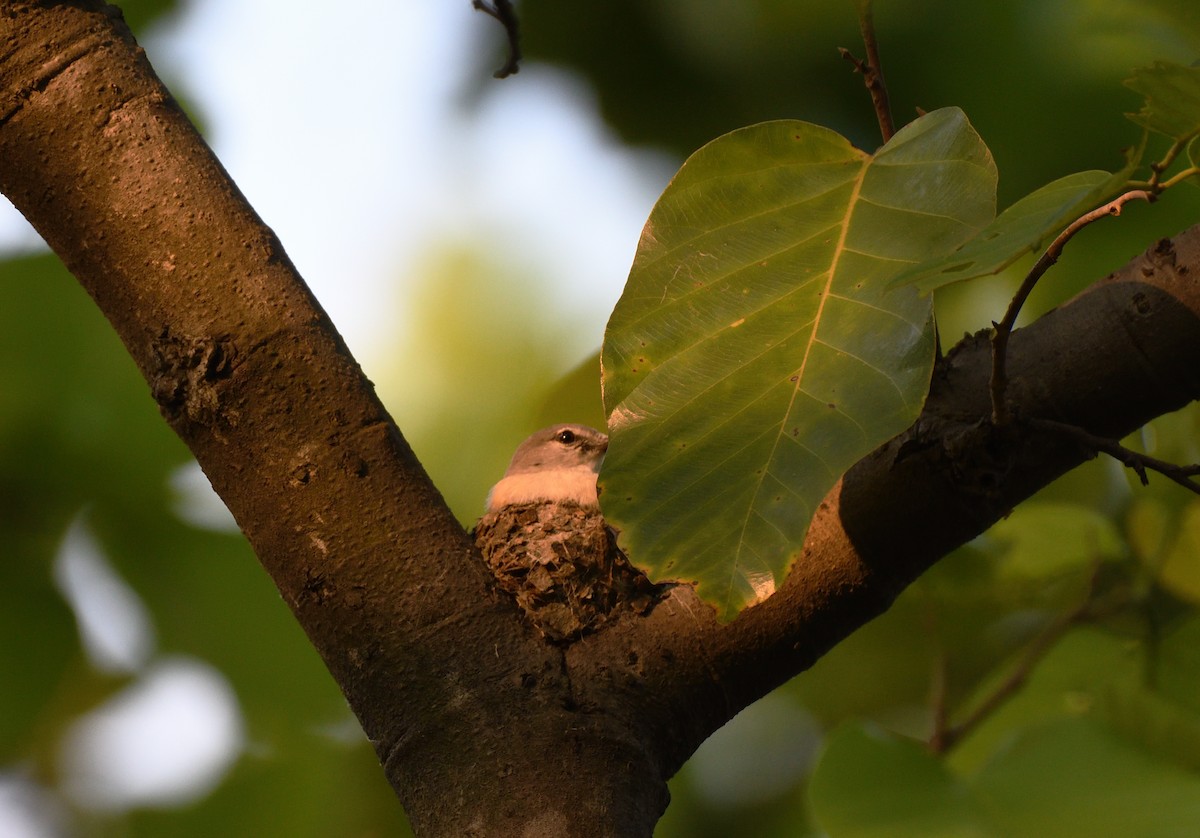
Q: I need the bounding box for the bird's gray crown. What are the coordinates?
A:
[504,424,608,476]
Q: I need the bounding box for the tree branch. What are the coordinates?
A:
[5,4,1200,835]
[1031,417,1200,494]
[840,0,895,143]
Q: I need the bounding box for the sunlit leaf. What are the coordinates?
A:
[1125,61,1200,141]
[600,108,995,619]
[888,170,1126,294]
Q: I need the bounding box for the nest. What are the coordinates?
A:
[473,502,663,643]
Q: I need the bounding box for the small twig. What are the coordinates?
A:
[472,0,522,79]
[838,1,895,143]
[1147,134,1194,190]
[930,563,1106,754]
[1032,418,1200,495]
[989,189,1153,425]
[927,646,953,753]
[1155,166,1200,191]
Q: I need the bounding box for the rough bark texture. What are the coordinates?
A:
[2,3,1199,836]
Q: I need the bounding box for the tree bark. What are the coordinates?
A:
[2,3,1198,835]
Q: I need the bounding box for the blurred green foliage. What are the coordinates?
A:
[3,0,1200,836]
[0,254,411,836]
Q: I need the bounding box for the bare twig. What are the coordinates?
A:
[473,0,522,79]
[1032,418,1200,495]
[839,1,895,143]
[990,190,1154,425]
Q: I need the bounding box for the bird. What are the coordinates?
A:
[485,424,609,512]
[474,424,661,642]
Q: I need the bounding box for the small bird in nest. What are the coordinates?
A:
[473,424,663,643]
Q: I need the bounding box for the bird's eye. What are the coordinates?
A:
[556,430,576,444]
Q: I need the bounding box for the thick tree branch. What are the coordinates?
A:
[4,4,1200,836]
[1,3,653,834]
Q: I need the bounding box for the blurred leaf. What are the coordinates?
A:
[601,108,995,619]
[1125,60,1200,141]
[0,253,411,835]
[974,717,1200,837]
[809,724,987,838]
[534,353,606,431]
[982,501,1125,579]
[1127,496,1172,565]
[1152,500,1200,604]
[117,0,181,33]
[514,0,871,158]
[1159,615,1200,714]
[946,627,1144,775]
[888,169,1132,294]
[812,654,1200,838]
[1098,682,1200,773]
[0,549,77,757]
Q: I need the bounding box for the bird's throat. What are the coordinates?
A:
[486,465,600,512]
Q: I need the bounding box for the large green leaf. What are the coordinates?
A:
[975,718,1200,837]
[887,169,1126,294]
[811,718,1200,838]
[1125,61,1200,141]
[600,108,996,619]
[809,724,987,838]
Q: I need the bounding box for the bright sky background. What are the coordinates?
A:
[1,0,673,364]
[0,1,677,831]
[152,0,672,365]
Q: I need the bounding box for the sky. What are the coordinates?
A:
[0,1,673,363]
[0,1,676,832]
[147,0,672,365]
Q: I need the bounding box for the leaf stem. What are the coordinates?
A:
[1155,166,1200,190]
[990,190,1153,425]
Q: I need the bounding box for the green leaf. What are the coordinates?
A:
[981,501,1125,579]
[1150,499,1200,604]
[809,724,987,838]
[887,170,1125,294]
[1125,61,1200,141]
[975,718,1200,837]
[810,667,1200,838]
[600,108,996,619]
